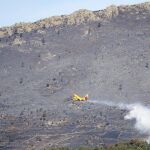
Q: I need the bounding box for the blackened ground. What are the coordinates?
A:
[0,9,150,150]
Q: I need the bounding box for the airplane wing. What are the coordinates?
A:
[73,94,83,101]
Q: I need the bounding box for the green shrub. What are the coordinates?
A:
[46,140,150,150]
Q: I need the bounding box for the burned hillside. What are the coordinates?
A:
[0,2,150,150]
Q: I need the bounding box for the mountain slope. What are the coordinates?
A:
[0,2,150,150]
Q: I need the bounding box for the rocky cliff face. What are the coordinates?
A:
[0,2,150,38]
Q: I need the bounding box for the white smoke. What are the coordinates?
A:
[125,103,150,143]
[88,100,150,143]
[88,99,128,109]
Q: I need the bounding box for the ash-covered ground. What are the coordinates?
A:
[0,3,150,150]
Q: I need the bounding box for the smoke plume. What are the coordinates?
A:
[125,103,150,143]
[88,100,150,143]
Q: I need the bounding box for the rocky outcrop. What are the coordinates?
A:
[118,2,150,13]
[0,2,149,38]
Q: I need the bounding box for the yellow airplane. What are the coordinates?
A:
[72,93,89,101]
